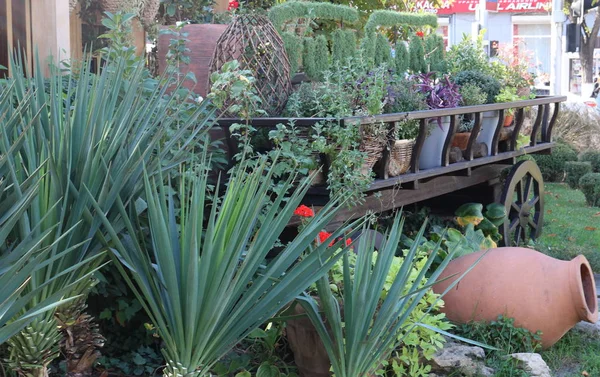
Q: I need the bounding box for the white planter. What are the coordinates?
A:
[476,110,500,157]
[419,116,451,170]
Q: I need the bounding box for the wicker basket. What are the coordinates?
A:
[388,139,414,177]
[359,136,386,176]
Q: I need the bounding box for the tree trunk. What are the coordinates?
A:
[580,11,600,84]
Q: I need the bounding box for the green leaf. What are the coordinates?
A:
[455,203,484,226]
[247,328,268,338]
[167,4,176,16]
[257,362,280,377]
[132,353,146,365]
[235,371,251,377]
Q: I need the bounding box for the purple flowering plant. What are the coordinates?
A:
[413,72,462,129]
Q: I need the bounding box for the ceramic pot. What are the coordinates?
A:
[476,110,500,156]
[503,114,515,127]
[433,247,598,348]
[286,302,331,377]
[157,24,228,96]
[451,132,471,150]
[419,116,451,170]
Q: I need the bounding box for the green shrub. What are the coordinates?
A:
[282,32,302,74]
[302,37,316,78]
[579,150,600,172]
[425,33,446,73]
[579,173,600,207]
[452,70,501,104]
[374,33,392,68]
[268,1,359,30]
[409,34,426,73]
[459,83,487,106]
[395,42,409,72]
[313,35,330,81]
[331,29,356,65]
[565,161,592,189]
[532,143,578,182]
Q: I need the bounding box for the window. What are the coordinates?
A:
[512,22,551,78]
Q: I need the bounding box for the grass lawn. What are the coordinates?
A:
[535,183,600,376]
[534,183,600,271]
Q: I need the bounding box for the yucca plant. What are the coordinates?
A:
[1,52,215,377]
[0,176,105,346]
[297,217,472,377]
[93,157,363,377]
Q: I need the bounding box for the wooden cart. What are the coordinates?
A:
[217,95,566,246]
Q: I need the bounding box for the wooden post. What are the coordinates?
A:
[31,0,71,76]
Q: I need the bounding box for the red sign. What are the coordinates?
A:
[414,0,550,13]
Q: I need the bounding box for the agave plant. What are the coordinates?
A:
[297,216,472,377]
[93,157,363,377]
[0,52,214,377]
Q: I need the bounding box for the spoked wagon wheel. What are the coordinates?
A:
[500,160,545,246]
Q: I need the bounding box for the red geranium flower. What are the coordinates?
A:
[318,231,334,246]
[294,205,314,218]
[416,30,424,38]
[345,238,352,247]
[227,0,239,10]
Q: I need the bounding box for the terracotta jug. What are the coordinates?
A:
[285,302,331,377]
[433,247,598,348]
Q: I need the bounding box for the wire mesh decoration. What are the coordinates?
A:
[209,14,292,116]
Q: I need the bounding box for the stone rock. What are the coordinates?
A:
[574,320,600,336]
[429,341,494,377]
[509,353,552,377]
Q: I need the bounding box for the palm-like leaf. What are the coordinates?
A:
[0,53,214,372]
[298,216,459,377]
[94,159,363,377]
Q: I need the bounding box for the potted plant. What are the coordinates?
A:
[414,73,462,169]
[453,83,487,150]
[385,77,428,176]
[495,87,521,127]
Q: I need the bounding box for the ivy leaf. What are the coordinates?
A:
[132,352,146,365]
[167,4,176,16]
[257,362,280,377]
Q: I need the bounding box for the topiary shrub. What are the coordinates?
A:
[331,29,356,65]
[409,34,426,73]
[452,70,501,104]
[374,33,392,68]
[395,42,409,73]
[579,150,600,172]
[313,35,330,81]
[579,172,600,207]
[425,33,446,73]
[302,37,317,79]
[282,32,302,74]
[565,161,592,189]
[532,143,578,182]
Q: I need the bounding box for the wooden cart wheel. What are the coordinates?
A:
[500,160,545,246]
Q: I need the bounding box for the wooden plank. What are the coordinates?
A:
[465,112,482,161]
[365,142,554,191]
[315,164,509,229]
[344,96,567,125]
[529,105,544,147]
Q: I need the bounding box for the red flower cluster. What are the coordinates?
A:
[416,30,424,38]
[294,205,314,218]
[316,231,353,248]
[318,231,333,246]
[227,0,239,10]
